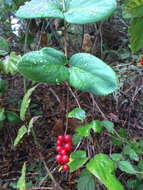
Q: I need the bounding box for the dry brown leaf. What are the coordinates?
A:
[82,33,93,53]
[40,32,48,47]
[52,119,64,136]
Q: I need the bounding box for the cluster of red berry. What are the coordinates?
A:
[55,135,72,171]
[139,58,143,65]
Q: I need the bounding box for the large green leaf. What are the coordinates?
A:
[64,0,117,24]
[17,163,26,190]
[124,0,143,18]
[16,0,117,24]
[0,36,9,56]
[16,0,64,19]
[20,85,37,121]
[77,169,96,190]
[86,154,125,190]
[68,53,118,95]
[129,17,143,52]
[18,48,69,83]
[69,151,88,172]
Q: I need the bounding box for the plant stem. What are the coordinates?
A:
[23,20,31,92]
[42,160,63,190]
[64,22,68,58]
[62,0,69,135]
[62,0,68,58]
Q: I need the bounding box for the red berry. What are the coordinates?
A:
[55,154,63,164]
[60,150,67,155]
[62,164,69,171]
[56,146,62,153]
[64,143,72,152]
[139,58,143,65]
[58,136,64,142]
[56,140,62,146]
[62,155,69,163]
[63,135,72,142]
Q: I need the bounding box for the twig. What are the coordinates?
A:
[37,21,45,50]
[90,94,106,119]
[42,160,63,190]
[81,24,85,50]
[65,82,81,108]
[30,187,55,190]
[49,87,64,110]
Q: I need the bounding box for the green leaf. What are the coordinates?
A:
[20,85,37,121]
[76,124,92,137]
[124,0,143,18]
[1,52,21,75]
[69,151,88,172]
[137,184,143,190]
[64,0,117,24]
[123,145,139,161]
[127,179,138,189]
[111,153,123,162]
[118,128,127,138]
[6,111,21,124]
[138,160,143,171]
[101,120,114,133]
[0,36,9,56]
[68,53,118,95]
[67,108,86,121]
[17,163,26,190]
[86,154,125,190]
[14,125,27,146]
[91,120,103,133]
[18,48,69,83]
[76,120,103,137]
[16,0,117,24]
[16,0,64,19]
[129,17,143,52]
[118,161,137,174]
[0,78,8,95]
[139,139,143,148]
[0,108,6,121]
[72,134,83,145]
[129,141,143,155]
[77,169,96,190]
[110,136,125,147]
